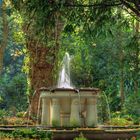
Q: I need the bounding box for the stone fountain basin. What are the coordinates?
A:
[39,87,100,127]
[39,87,100,114]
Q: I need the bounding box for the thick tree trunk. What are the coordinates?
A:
[0,2,8,75]
[27,40,55,116]
[26,14,64,117]
[116,10,125,109]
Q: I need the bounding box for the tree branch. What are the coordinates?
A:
[120,0,140,17]
[123,7,140,22]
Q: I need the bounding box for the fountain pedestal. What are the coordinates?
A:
[40,88,100,127]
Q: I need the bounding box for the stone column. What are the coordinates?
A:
[51,98,60,127]
[86,98,97,127]
[41,98,50,126]
[70,98,81,126]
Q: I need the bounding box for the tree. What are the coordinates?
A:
[133,21,139,95]
[120,0,140,17]
[63,5,138,112]
[9,0,140,117]
[0,1,8,75]
[10,0,66,116]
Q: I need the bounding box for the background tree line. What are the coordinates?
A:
[0,0,139,123]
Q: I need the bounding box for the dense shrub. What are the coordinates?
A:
[0,74,28,113]
[12,128,52,139]
[97,93,111,123]
[124,94,140,124]
[0,110,8,125]
[0,128,52,139]
[110,117,133,126]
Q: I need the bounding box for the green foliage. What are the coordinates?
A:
[0,128,52,139]
[0,109,7,118]
[136,131,140,139]
[12,128,52,139]
[74,133,88,140]
[52,119,60,127]
[0,110,8,125]
[60,13,140,124]
[110,117,133,126]
[97,93,111,123]
[0,73,28,113]
[0,0,139,125]
[14,119,24,125]
[124,94,140,124]
[64,24,75,33]
[16,111,25,118]
[0,132,13,138]
[70,119,80,127]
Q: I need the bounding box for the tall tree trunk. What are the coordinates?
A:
[116,9,125,109]
[27,14,63,117]
[134,21,139,95]
[27,40,54,116]
[0,2,8,75]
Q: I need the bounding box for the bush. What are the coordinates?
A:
[70,119,80,127]
[74,133,88,140]
[0,132,13,138]
[110,117,133,126]
[12,128,52,139]
[135,130,140,139]
[0,110,7,118]
[0,74,28,113]
[0,110,8,125]
[124,94,140,125]
[52,119,60,127]
[97,93,111,123]
[16,112,25,118]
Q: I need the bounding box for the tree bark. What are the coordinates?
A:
[26,14,64,117]
[27,40,54,116]
[0,2,8,75]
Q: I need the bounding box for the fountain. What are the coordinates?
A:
[40,52,100,127]
[0,52,139,140]
[57,52,72,88]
